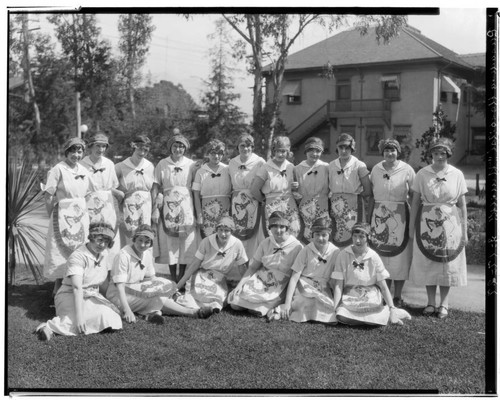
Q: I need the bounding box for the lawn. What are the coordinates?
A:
[6,276,489,395]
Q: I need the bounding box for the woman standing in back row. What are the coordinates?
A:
[152,132,199,283]
[368,138,415,308]
[328,133,372,247]
[115,135,156,247]
[228,133,266,271]
[409,138,468,320]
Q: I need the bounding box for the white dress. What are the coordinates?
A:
[153,156,199,266]
[228,153,266,261]
[80,155,121,262]
[328,156,369,247]
[177,234,248,310]
[369,160,415,280]
[288,242,340,323]
[115,157,156,246]
[227,235,303,315]
[42,162,92,280]
[107,245,177,315]
[409,165,468,287]
[37,245,122,336]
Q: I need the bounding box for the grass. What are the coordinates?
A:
[7,276,488,394]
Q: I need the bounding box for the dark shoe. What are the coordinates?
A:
[212,308,221,314]
[37,326,53,342]
[393,297,406,308]
[437,306,449,319]
[146,312,164,325]
[422,305,436,317]
[197,307,214,319]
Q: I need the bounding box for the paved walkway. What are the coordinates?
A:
[26,205,486,313]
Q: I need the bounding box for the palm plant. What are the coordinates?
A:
[7,157,45,285]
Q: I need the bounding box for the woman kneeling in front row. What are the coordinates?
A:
[332,223,410,326]
[36,223,123,341]
[107,224,213,324]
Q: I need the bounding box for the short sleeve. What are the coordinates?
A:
[291,247,308,274]
[111,251,131,283]
[411,171,424,194]
[143,250,156,279]
[407,165,416,191]
[373,253,390,282]
[357,160,369,178]
[44,166,61,195]
[195,238,209,260]
[65,250,86,278]
[458,170,468,196]
[235,241,248,265]
[252,241,266,263]
[154,162,163,186]
[331,251,347,280]
[255,165,268,182]
[192,169,202,191]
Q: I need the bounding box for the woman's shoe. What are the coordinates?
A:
[146,311,164,325]
[37,326,53,342]
[393,297,406,308]
[197,307,214,319]
[437,306,449,319]
[422,305,436,317]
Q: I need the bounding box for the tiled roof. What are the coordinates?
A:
[459,53,486,68]
[274,25,475,72]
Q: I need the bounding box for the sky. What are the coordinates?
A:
[10,8,490,120]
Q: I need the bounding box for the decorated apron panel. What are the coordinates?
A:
[298,194,329,244]
[54,198,89,259]
[201,196,231,238]
[122,190,151,238]
[86,190,118,230]
[240,268,288,303]
[231,189,261,241]
[161,187,195,237]
[329,193,363,247]
[124,277,176,299]
[370,201,409,257]
[262,195,303,239]
[416,203,465,263]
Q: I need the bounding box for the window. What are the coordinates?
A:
[393,125,412,160]
[366,125,384,154]
[282,80,301,105]
[336,79,351,111]
[452,93,459,104]
[470,128,485,155]
[440,91,447,102]
[381,75,400,100]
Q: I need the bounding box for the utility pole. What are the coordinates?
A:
[21,13,41,136]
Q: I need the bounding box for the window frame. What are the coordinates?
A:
[381,74,401,101]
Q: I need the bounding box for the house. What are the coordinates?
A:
[264,25,485,168]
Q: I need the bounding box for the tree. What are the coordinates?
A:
[117,14,155,120]
[197,18,248,156]
[48,13,114,133]
[221,14,408,158]
[415,104,457,164]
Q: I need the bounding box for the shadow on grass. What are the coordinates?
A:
[8,282,55,323]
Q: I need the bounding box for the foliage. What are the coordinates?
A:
[220,14,408,158]
[8,284,486,392]
[415,104,457,164]
[117,14,155,119]
[7,158,45,286]
[196,18,248,156]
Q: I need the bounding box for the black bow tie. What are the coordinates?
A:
[239,165,247,170]
[337,169,344,175]
[436,177,447,182]
[273,247,283,254]
[135,169,144,175]
[136,261,145,270]
[353,261,364,270]
[217,251,226,257]
[94,259,101,268]
[280,170,286,177]
[75,174,85,180]
[174,167,183,173]
[92,167,105,174]
[211,173,221,178]
[383,173,390,180]
[307,170,318,176]
[318,256,327,263]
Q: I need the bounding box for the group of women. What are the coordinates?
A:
[36,129,468,341]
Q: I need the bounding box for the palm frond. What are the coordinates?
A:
[7,157,47,285]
